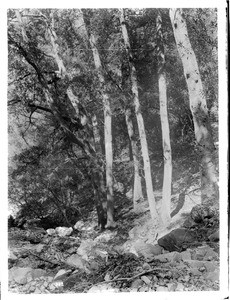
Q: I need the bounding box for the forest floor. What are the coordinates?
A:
[8,189,220,294]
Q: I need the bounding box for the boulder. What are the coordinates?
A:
[157,228,196,252]
[55,227,73,237]
[9,267,33,284]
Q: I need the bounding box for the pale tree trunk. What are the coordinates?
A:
[77,10,115,227]
[86,28,115,228]
[156,12,172,225]
[120,9,159,224]
[170,9,218,205]
[125,107,143,210]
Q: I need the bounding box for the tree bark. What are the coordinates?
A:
[120,9,158,224]
[156,12,172,225]
[80,13,115,228]
[125,107,143,210]
[169,8,218,205]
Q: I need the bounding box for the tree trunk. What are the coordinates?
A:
[156,12,172,225]
[120,9,158,224]
[125,107,143,210]
[87,29,115,228]
[169,9,218,205]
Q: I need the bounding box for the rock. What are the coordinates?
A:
[153,251,181,263]
[53,269,72,281]
[141,275,151,285]
[167,282,177,291]
[133,241,163,261]
[94,231,117,243]
[156,286,169,291]
[74,221,84,231]
[157,228,196,252]
[202,261,218,272]
[87,284,119,293]
[34,287,42,293]
[55,227,73,237]
[94,249,108,260]
[34,244,45,253]
[8,251,18,262]
[66,254,87,270]
[189,268,202,276]
[46,228,56,236]
[66,247,77,255]
[142,262,151,270]
[30,269,47,280]
[194,245,218,261]
[206,270,219,282]
[122,241,139,256]
[208,230,219,242]
[190,205,217,223]
[175,282,185,291]
[9,267,33,284]
[181,250,192,261]
[130,279,143,289]
[183,259,204,269]
[77,239,95,260]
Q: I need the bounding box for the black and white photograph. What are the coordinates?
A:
[1,1,228,299]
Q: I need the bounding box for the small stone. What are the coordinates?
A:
[175,283,184,291]
[142,262,151,270]
[198,266,206,272]
[34,287,42,293]
[47,276,54,282]
[208,230,219,242]
[40,285,46,292]
[156,286,169,291]
[29,285,36,292]
[141,276,151,285]
[172,252,182,262]
[184,259,204,268]
[181,250,192,261]
[167,282,177,291]
[43,281,49,288]
[189,268,202,276]
[130,279,143,289]
[139,286,149,292]
[206,270,219,282]
[49,283,56,291]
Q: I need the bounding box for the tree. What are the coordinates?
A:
[78,10,115,228]
[169,8,218,205]
[156,11,172,225]
[120,9,159,224]
[9,9,107,228]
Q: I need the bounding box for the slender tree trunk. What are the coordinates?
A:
[125,107,143,210]
[120,9,158,224]
[156,12,172,225]
[169,9,218,205]
[87,30,115,228]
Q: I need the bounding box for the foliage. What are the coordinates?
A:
[8,8,218,226]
